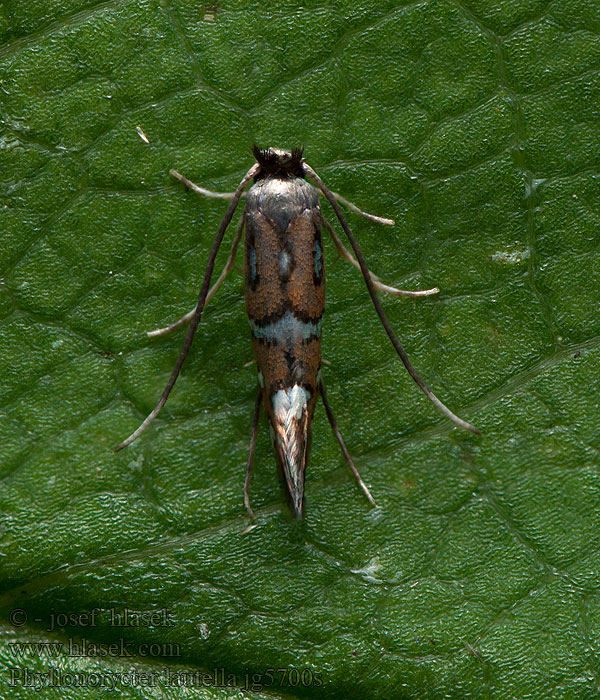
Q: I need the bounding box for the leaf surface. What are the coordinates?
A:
[1,1,600,698]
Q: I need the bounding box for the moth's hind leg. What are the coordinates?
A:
[244,389,262,520]
[148,215,245,338]
[319,377,375,507]
[322,216,439,298]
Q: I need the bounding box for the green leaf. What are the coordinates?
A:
[1,0,600,698]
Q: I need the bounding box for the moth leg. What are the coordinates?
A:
[304,161,479,435]
[170,169,248,201]
[323,190,395,226]
[321,215,439,298]
[319,377,375,507]
[147,216,245,338]
[244,388,262,520]
[114,162,259,452]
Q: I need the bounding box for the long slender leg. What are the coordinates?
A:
[170,169,248,200]
[170,168,391,224]
[304,162,479,435]
[326,190,395,226]
[244,388,262,519]
[319,377,375,506]
[147,215,246,338]
[321,216,439,298]
[115,162,260,452]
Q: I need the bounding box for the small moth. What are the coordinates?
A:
[116,146,478,518]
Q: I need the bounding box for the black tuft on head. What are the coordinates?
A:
[252,145,305,179]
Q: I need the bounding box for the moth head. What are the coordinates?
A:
[252,145,305,179]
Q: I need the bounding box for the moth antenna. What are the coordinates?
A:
[244,389,262,520]
[303,162,479,435]
[115,162,260,452]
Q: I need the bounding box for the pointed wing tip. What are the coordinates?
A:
[288,482,305,519]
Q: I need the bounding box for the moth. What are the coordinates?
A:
[116,146,478,518]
